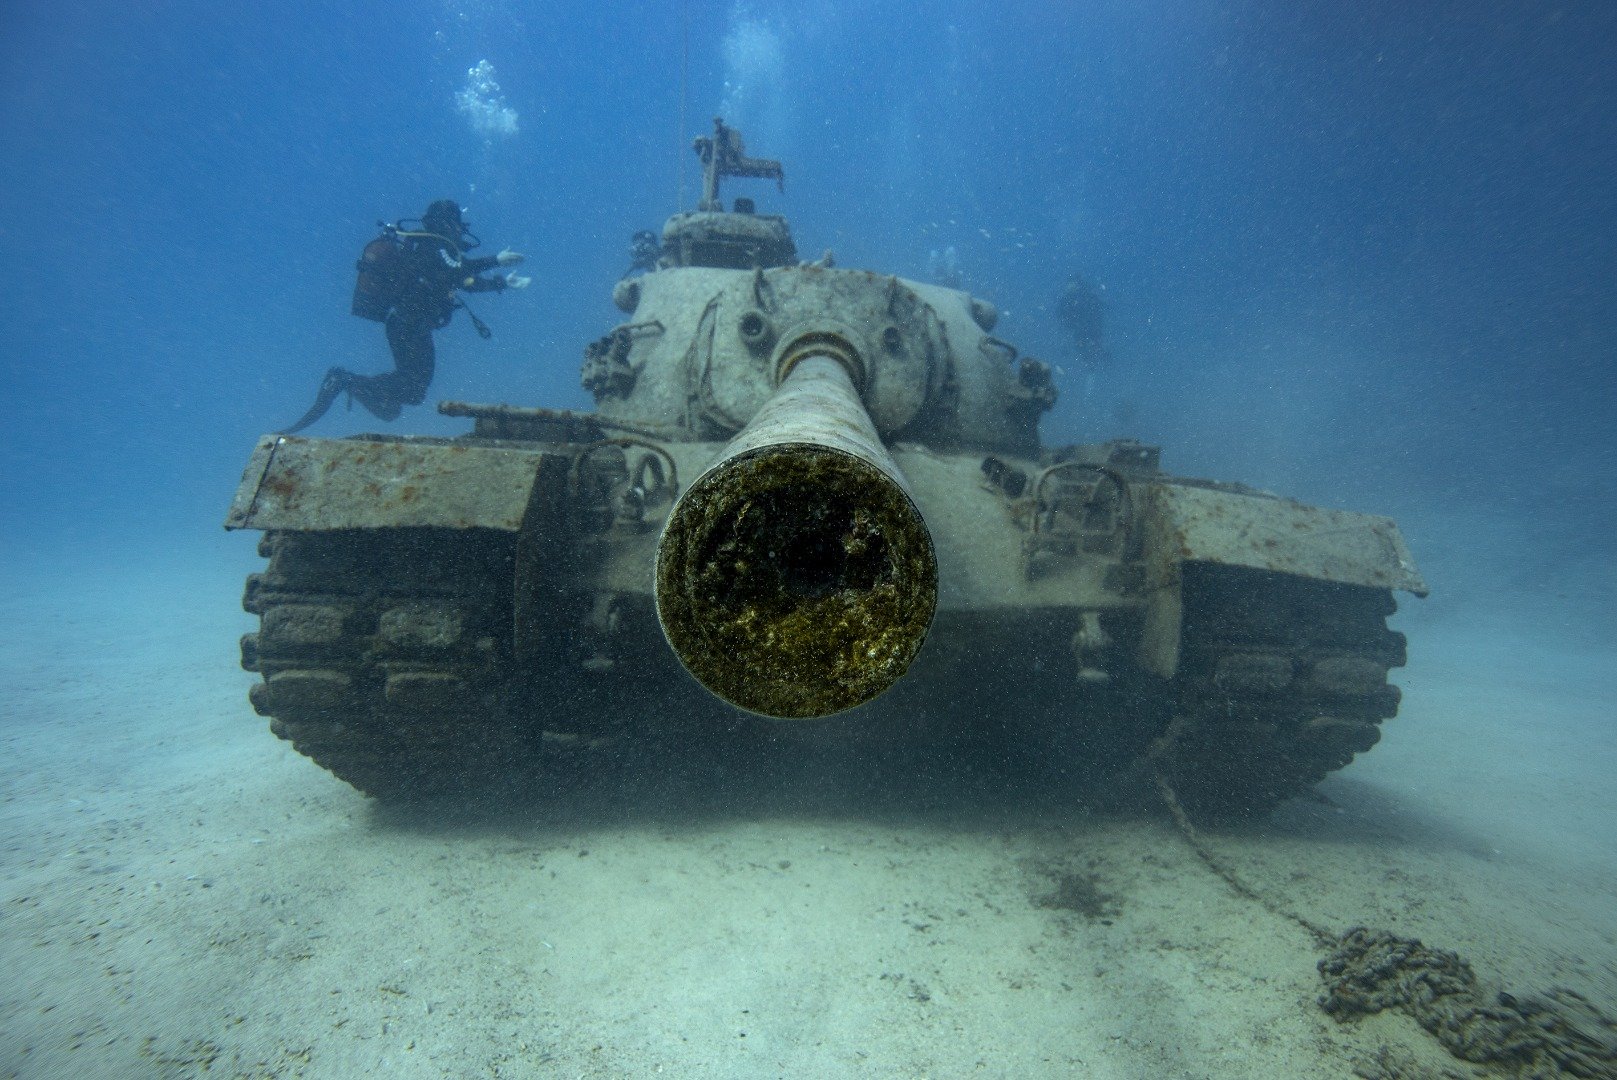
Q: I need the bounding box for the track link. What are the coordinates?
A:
[1152,563,1408,817]
[240,528,540,799]
[240,536,1408,813]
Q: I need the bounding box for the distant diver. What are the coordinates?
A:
[1056,272,1111,368]
[927,245,963,289]
[623,229,663,278]
[283,200,530,434]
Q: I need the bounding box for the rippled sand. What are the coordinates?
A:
[2,542,1612,1079]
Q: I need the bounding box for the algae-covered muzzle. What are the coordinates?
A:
[656,353,937,719]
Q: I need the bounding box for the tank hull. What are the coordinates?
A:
[230,428,1418,815]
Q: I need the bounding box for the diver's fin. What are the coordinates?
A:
[280,368,350,434]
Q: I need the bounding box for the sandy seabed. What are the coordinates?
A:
[1,543,1613,1079]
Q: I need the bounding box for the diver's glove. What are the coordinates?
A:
[505,273,532,289]
[496,248,525,266]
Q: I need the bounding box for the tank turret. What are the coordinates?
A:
[589,118,1057,457]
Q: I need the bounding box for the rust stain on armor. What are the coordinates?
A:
[224,435,555,532]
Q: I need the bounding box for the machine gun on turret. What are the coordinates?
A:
[693,116,784,211]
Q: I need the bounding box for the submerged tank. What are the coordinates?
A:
[226,120,1426,815]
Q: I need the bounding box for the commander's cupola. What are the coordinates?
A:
[660,118,797,270]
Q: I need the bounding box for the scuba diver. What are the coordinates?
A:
[623,229,663,278]
[1056,272,1115,415]
[927,245,963,289]
[1056,272,1111,368]
[283,199,531,433]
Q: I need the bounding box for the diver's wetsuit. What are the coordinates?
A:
[284,230,508,432]
[350,238,507,420]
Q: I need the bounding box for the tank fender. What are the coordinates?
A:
[1135,481,1427,678]
[224,435,571,533]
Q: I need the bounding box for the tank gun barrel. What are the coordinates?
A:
[655,335,937,719]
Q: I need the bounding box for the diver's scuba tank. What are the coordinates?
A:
[351,223,406,322]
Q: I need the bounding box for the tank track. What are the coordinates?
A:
[240,534,1405,813]
[1148,563,1408,817]
[240,528,542,800]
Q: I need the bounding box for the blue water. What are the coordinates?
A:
[4,2,1612,555]
[2,2,1614,1076]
